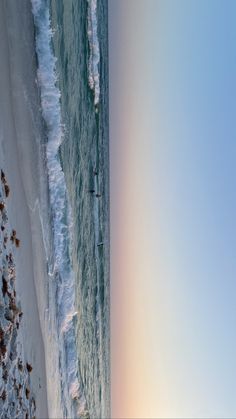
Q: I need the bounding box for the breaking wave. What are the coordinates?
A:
[87,0,100,105]
[31,0,89,417]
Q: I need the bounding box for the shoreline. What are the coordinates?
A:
[0,1,49,417]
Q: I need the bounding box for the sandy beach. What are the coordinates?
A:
[0,0,111,417]
[0,1,49,417]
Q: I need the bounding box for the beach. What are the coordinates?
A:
[0,0,110,416]
[0,1,49,417]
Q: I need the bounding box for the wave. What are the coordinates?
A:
[31,1,89,417]
[87,0,100,105]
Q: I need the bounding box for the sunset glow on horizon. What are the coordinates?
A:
[109,1,236,418]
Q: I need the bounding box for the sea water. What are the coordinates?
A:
[31,0,110,417]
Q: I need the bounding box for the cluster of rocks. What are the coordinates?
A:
[0,171,36,418]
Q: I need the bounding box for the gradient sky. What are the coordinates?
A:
[109,1,236,418]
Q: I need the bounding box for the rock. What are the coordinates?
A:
[2,276,8,296]
[26,363,33,373]
[15,238,20,248]
[0,328,4,341]
[4,185,10,198]
[2,368,8,382]
[25,388,30,399]
[0,342,7,359]
[0,389,7,401]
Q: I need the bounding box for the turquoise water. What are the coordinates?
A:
[31,0,110,417]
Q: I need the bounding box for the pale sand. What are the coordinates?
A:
[0,1,50,417]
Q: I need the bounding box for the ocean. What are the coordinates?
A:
[31,0,110,418]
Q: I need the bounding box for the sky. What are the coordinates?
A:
[109,1,236,418]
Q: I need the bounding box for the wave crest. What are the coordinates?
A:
[87,0,100,105]
[31,1,88,417]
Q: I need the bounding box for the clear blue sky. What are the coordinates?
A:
[109,1,236,417]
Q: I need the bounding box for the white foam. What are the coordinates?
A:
[87,0,100,105]
[31,1,88,417]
